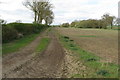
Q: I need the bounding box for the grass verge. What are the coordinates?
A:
[2,34,40,55]
[79,35,97,37]
[60,35,119,78]
[35,37,50,53]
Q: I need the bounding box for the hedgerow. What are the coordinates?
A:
[2,23,49,43]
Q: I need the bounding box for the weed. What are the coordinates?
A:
[70,40,74,41]
[69,44,75,47]
[87,58,97,62]
[97,70,109,76]
[63,36,69,39]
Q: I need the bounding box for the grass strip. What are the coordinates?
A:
[2,33,40,55]
[79,35,97,37]
[35,37,50,53]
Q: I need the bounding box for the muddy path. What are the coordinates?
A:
[2,28,66,78]
[2,30,46,78]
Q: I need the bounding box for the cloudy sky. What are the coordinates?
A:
[0,0,119,25]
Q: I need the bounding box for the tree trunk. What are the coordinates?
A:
[45,20,47,25]
[40,17,43,24]
[45,17,48,25]
[37,16,43,24]
[34,12,37,23]
[111,22,113,29]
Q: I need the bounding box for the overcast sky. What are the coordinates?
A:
[0,0,119,25]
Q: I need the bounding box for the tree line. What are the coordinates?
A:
[61,13,120,29]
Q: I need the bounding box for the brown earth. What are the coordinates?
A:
[56,27,118,64]
[2,28,66,78]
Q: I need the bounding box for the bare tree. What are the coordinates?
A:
[116,18,120,26]
[23,0,54,25]
[0,19,7,25]
[44,10,54,25]
[23,0,38,23]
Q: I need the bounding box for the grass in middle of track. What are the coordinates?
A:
[35,37,50,53]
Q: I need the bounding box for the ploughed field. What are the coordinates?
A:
[56,27,118,64]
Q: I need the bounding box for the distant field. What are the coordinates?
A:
[56,27,118,64]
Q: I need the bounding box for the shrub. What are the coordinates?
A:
[2,25,18,43]
[97,70,109,76]
[63,36,69,39]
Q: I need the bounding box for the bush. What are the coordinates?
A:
[2,25,18,43]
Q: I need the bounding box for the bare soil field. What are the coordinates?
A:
[56,27,118,64]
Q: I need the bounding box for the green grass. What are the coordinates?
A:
[46,28,52,36]
[0,28,1,56]
[2,34,40,55]
[79,35,97,37]
[0,46,1,56]
[107,26,120,30]
[60,35,119,78]
[35,37,50,53]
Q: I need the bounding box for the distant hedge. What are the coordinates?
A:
[2,23,49,43]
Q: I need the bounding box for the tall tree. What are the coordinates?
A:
[102,13,115,29]
[37,1,54,24]
[44,10,54,25]
[23,0,54,25]
[23,0,38,23]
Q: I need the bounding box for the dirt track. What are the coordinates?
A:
[2,28,66,78]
